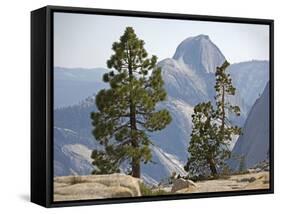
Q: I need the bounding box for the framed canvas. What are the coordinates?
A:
[31,5,274,208]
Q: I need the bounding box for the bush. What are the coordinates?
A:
[139,183,170,196]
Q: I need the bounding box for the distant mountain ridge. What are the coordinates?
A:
[229,82,270,171]
[54,67,108,108]
[228,60,269,108]
[53,35,269,184]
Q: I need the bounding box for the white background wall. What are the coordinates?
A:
[0,0,279,213]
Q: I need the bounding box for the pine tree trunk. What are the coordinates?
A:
[208,158,217,176]
[128,62,140,178]
[221,85,225,137]
[130,107,140,178]
[132,155,140,178]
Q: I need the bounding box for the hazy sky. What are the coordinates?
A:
[54,12,269,69]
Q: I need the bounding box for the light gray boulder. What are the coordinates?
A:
[171,178,197,192]
[54,173,141,201]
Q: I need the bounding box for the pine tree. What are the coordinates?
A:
[186,60,241,177]
[214,60,241,150]
[187,102,221,176]
[91,27,172,178]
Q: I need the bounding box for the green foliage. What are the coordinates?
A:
[139,183,170,196]
[187,60,242,177]
[91,146,124,175]
[187,102,227,176]
[91,27,171,177]
[214,60,242,144]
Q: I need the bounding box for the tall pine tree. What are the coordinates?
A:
[91,27,171,178]
[186,60,241,177]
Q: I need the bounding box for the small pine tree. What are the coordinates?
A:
[187,102,222,176]
[214,60,241,151]
[187,60,241,177]
[91,27,172,178]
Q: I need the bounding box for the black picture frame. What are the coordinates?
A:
[31,5,274,208]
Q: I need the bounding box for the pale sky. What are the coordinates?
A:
[54,12,269,69]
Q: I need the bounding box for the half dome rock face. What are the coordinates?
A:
[173,35,225,74]
[157,35,226,106]
[158,58,213,105]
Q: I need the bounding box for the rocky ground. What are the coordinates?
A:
[53,171,269,201]
[173,171,270,194]
[157,161,270,194]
